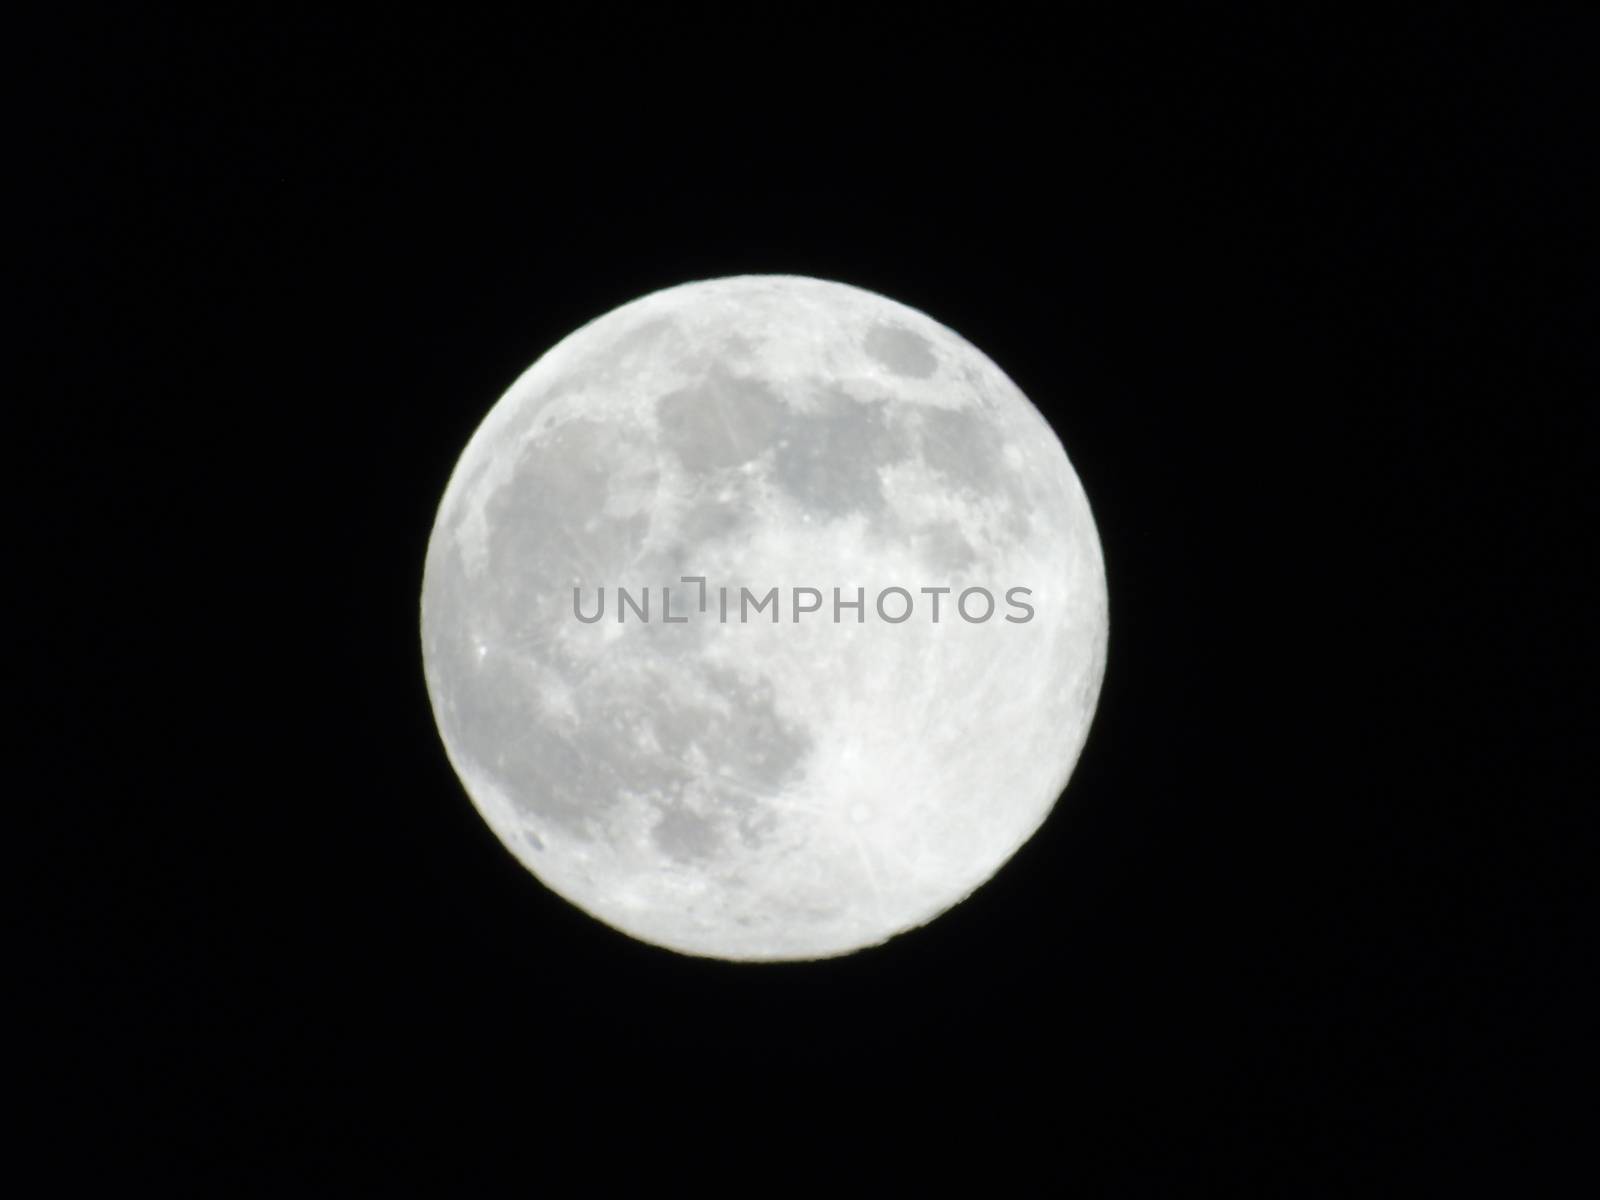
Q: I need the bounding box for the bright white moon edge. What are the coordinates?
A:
[420,275,1108,961]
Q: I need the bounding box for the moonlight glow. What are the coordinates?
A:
[420,276,1108,960]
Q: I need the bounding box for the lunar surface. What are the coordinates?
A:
[420,275,1107,960]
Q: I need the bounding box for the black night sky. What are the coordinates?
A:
[21,10,1594,1190]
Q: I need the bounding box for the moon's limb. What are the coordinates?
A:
[420,275,1108,960]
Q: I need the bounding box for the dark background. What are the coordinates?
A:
[21,9,1594,1190]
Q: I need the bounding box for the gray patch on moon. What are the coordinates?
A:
[605,316,675,363]
[448,667,607,836]
[461,651,815,858]
[671,492,749,549]
[770,388,905,518]
[657,371,789,472]
[640,665,813,862]
[481,418,656,638]
[914,521,978,572]
[916,406,1007,494]
[864,323,938,378]
[910,405,1038,544]
[652,804,722,862]
[657,374,920,522]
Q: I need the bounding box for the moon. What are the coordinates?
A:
[420,275,1107,960]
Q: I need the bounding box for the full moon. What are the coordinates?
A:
[420,275,1107,960]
